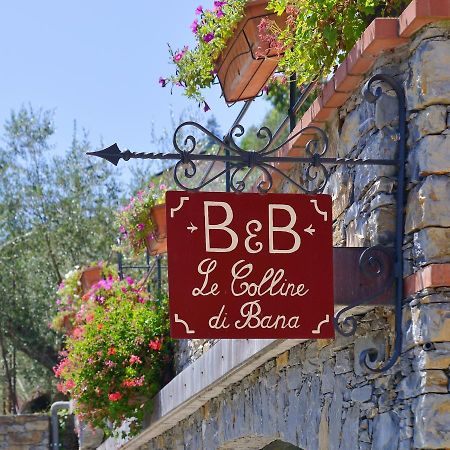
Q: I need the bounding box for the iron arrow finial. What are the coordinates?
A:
[87,143,123,166]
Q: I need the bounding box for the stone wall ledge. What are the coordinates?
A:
[98,339,305,450]
[404,263,450,297]
[261,0,450,190]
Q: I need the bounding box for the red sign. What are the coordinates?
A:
[166,191,334,339]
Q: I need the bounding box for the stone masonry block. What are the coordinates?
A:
[407,39,450,110]
[354,128,398,199]
[405,175,450,234]
[367,205,396,245]
[403,302,450,349]
[375,93,399,130]
[412,227,450,265]
[408,134,450,182]
[408,105,447,143]
[413,342,450,370]
[372,411,400,450]
[397,369,448,400]
[413,394,450,449]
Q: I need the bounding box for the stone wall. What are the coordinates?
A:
[138,21,450,450]
[0,415,49,450]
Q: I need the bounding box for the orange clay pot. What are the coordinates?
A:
[215,0,286,103]
[80,266,103,294]
[144,204,167,256]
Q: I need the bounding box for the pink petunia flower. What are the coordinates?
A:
[158,77,168,87]
[137,223,145,231]
[174,52,183,62]
[195,5,203,14]
[190,19,199,34]
[203,32,214,43]
[72,327,84,338]
[85,313,94,323]
[129,355,142,365]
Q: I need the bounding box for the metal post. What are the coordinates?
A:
[289,73,297,132]
[157,256,162,298]
[117,250,124,281]
[224,136,231,193]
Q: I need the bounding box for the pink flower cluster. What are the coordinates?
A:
[122,376,145,388]
[53,358,69,378]
[129,355,142,365]
[173,45,189,62]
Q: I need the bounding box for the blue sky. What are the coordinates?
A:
[0,1,269,167]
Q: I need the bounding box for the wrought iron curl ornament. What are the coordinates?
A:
[169,120,331,193]
[334,246,395,338]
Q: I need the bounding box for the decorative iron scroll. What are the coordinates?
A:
[349,73,406,373]
[88,74,406,373]
[88,123,397,195]
[333,245,395,337]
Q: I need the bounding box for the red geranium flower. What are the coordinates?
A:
[149,339,162,351]
[108,392,122,402]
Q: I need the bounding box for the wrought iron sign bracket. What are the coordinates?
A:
[88,73,406,373]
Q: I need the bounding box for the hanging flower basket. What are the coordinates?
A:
[80,266,103,294]
[215,0,286,103]
[145,204,167,256]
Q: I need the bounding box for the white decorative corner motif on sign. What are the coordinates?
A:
[310,199,328,222]
[170,197,190,218]
[312,314,330,334]
[174,314,196,334]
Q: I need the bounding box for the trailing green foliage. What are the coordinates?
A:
[115,183,167,257]
[51,263,116,333]
[163,0,247,103]
[263,0,410,85]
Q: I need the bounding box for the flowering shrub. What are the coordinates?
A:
[263,0,410,86]
[53,276,171,436]
[163,0,247,104]
[52,263,116,333]
[116,182,167,257]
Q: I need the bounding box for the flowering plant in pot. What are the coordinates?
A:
[51,262,116,334]
[116,183,167,257]
[53,276,172,437]
[262,0,410,87]
[163,0,253,104]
